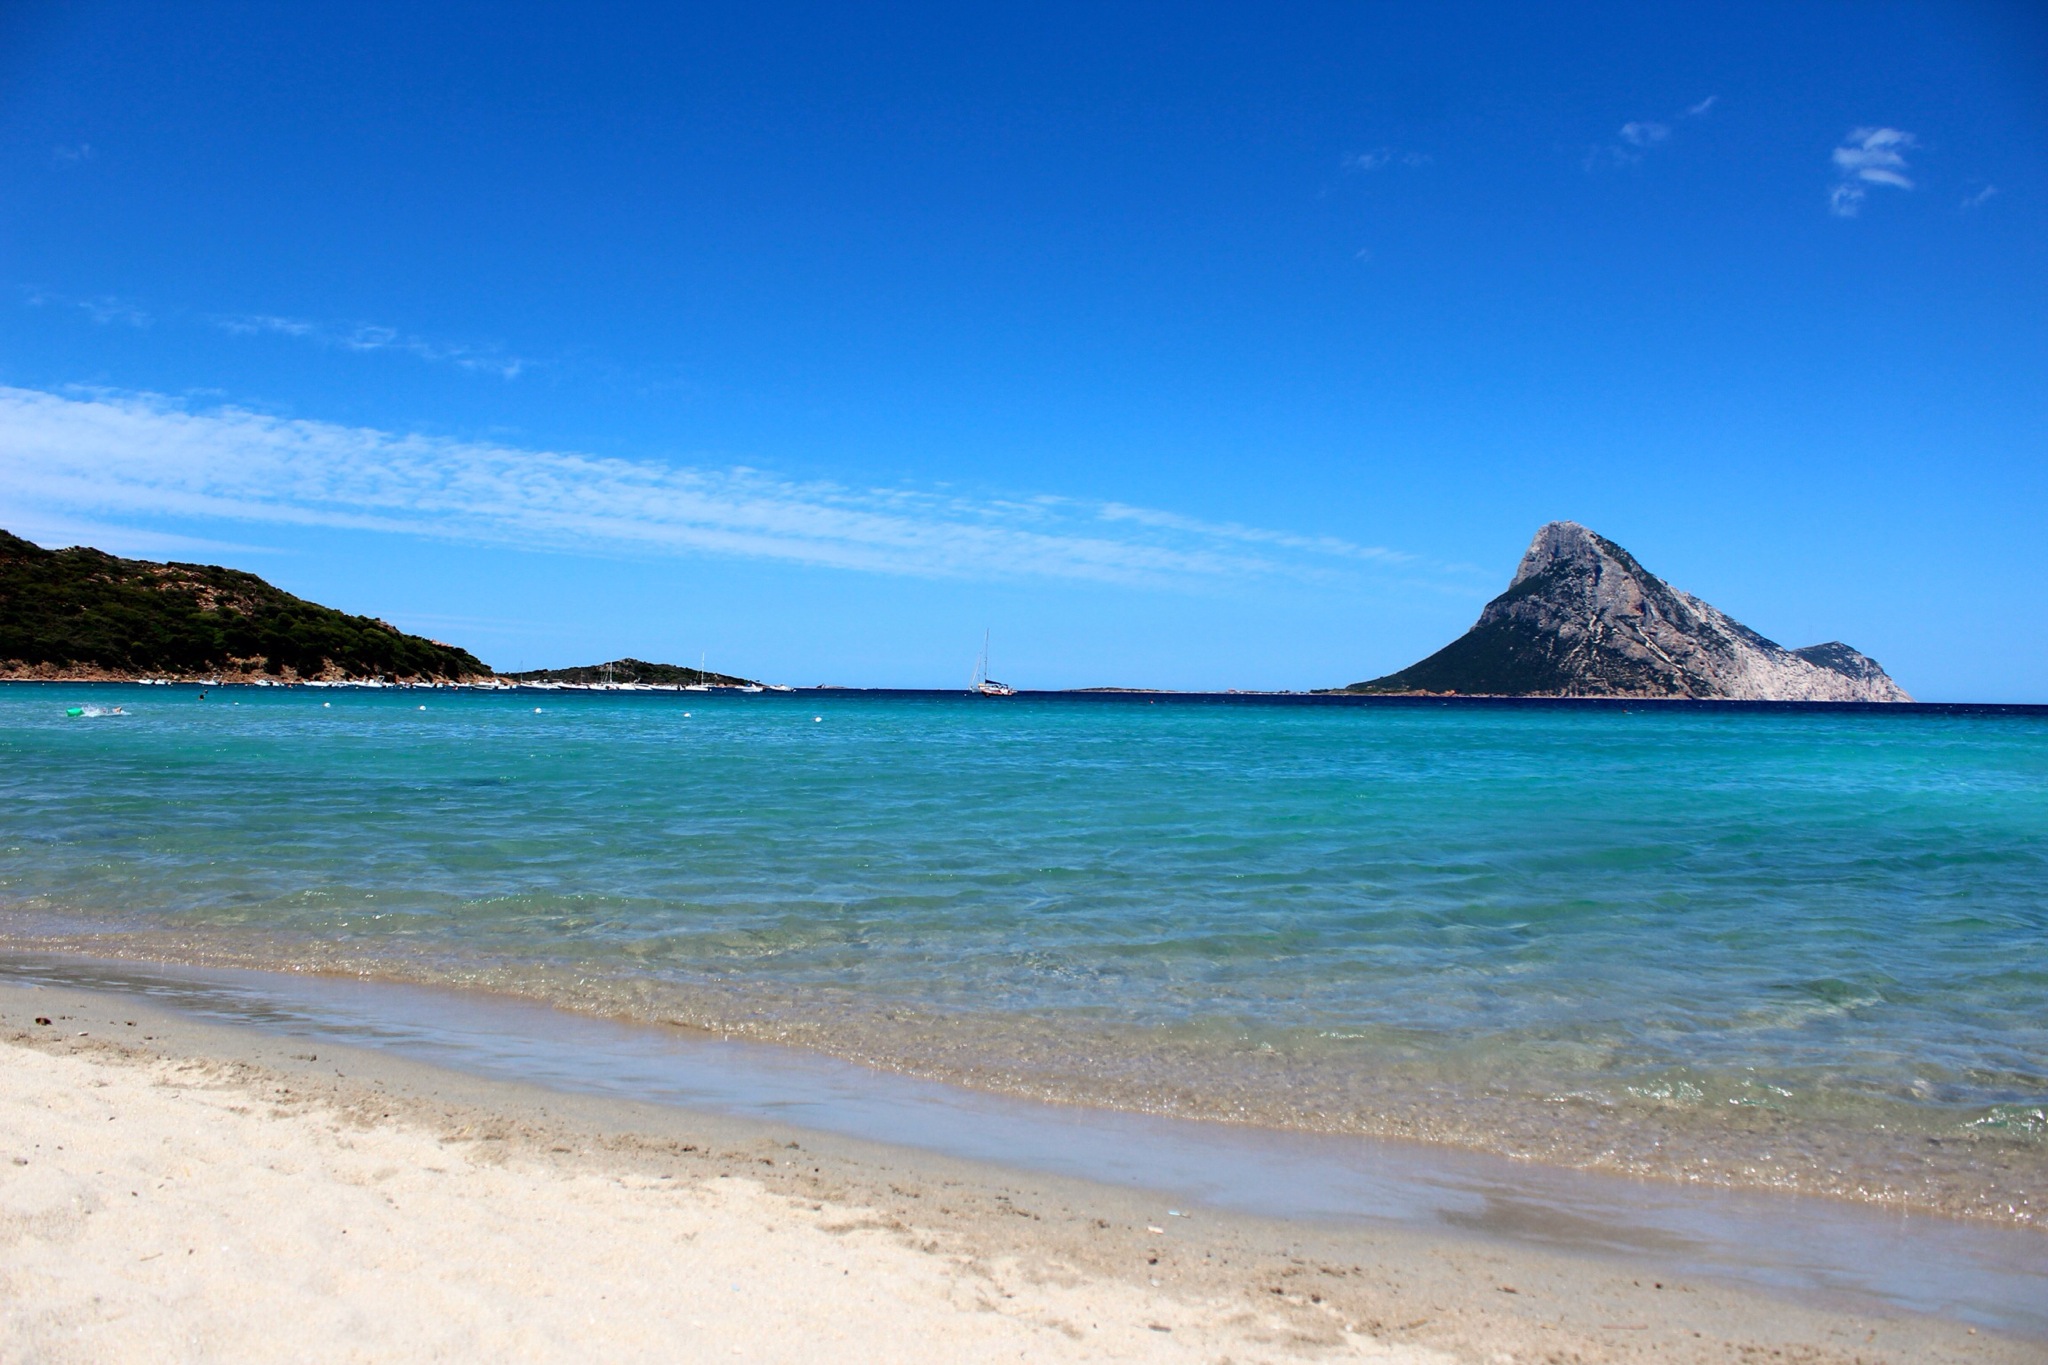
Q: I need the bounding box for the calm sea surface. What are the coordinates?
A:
[4,686,2044,1222]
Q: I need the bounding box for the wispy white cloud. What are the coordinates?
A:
[217,313,315,339]
[22,287,149,328]
[1585,98,1714,171]
[1093,503,1413,565]
[1829,127,1917,216]
[1960,184,1998,211]
[213,313,527,378]
[0,386,1445,593]
[1832,126,1915,181]
[1341,148,1431,172]
[3,514,277,561]
[51,143,93,165]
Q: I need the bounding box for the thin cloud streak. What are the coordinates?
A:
[0,386,1436,592]
[23,287,150,328]
[1093,503,1413,564]
[214,313,527,378]
[1341,148,1431,172]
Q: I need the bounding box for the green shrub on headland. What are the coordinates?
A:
[0,530,490,682]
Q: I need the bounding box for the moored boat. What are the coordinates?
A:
[970,630,1017,696]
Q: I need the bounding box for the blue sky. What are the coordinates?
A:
[1,2,2043,696]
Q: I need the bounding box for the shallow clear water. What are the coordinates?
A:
[4,685,2045,1221]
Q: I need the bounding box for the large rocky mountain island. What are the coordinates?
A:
[1345,522,1910,701]
[0,529,489,683]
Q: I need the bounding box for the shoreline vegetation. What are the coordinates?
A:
[2,975,2033,1363]
[0,529,487,686]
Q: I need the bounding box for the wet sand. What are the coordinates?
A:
[8,922,2040,1234]
[2,979,2034,1363]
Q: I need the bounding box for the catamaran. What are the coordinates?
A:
[970,630,1017,696]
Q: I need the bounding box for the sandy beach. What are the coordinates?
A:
[1,980,2031,1364]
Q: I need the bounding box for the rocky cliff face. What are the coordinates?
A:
[1348,522,1911,701]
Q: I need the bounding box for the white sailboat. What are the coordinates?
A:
[970,630,1017,696]
[683,650,712,691]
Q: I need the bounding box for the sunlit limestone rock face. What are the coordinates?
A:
[1348,521,1911,700]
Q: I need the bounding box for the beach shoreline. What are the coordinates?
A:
[2,973,2037,1363]
[4,921,2040,1235]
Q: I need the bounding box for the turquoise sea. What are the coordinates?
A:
[4,685,2044,1223]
